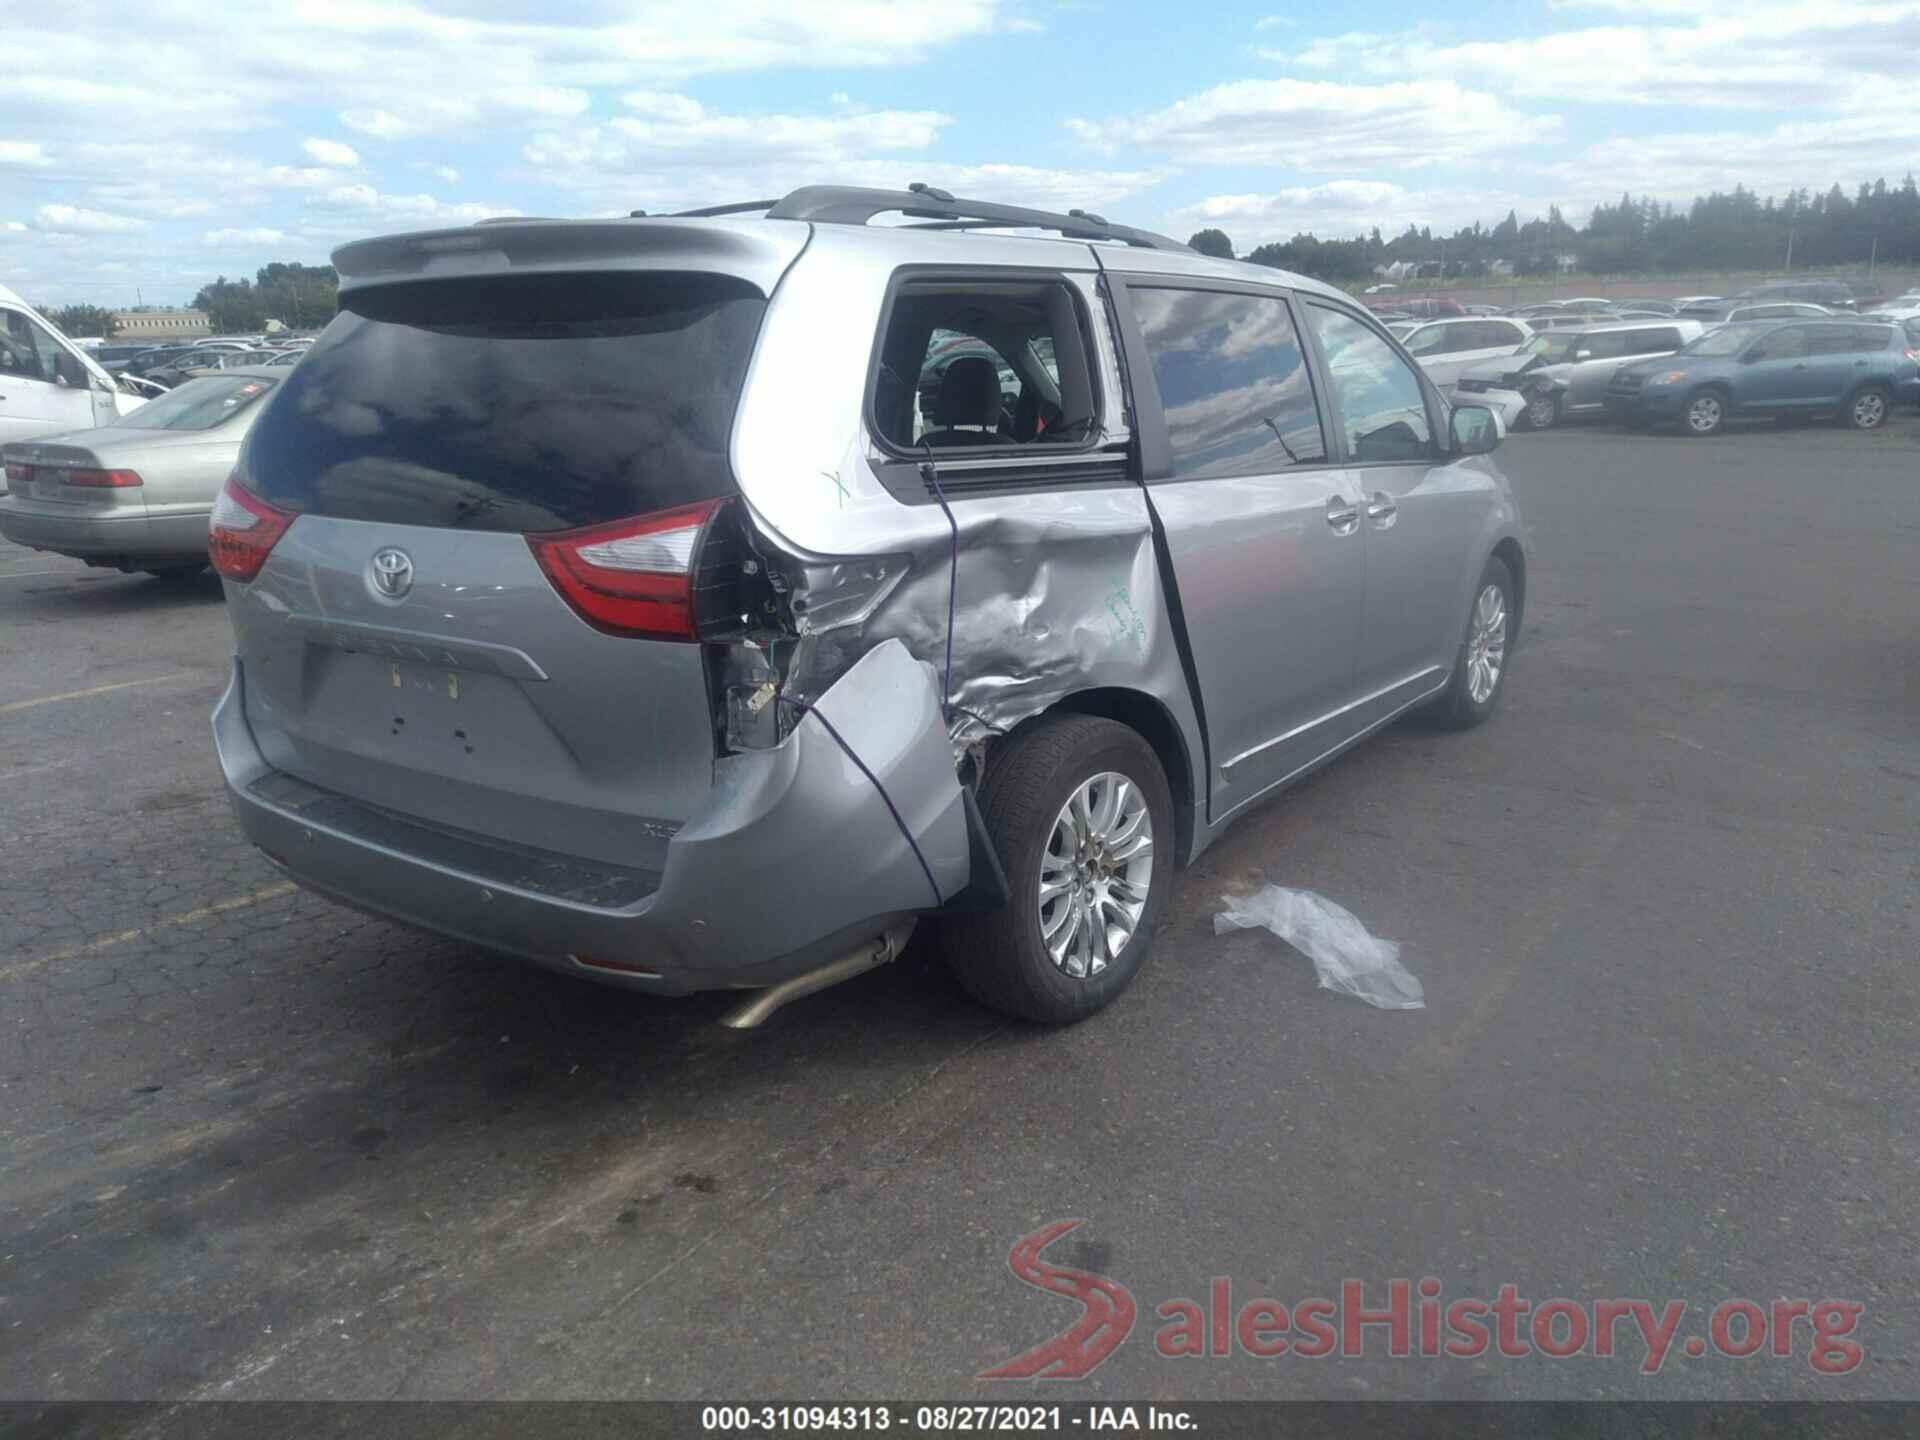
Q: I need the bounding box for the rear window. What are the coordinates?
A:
[243,272,766,533]
[105,374,277,431]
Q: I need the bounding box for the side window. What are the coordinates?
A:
[1750,327,1807,361]
[1131,287,1327,479]
[1577,332,1623,360]
[1488,321,1525,348]
[1,309,61,383]
[871,278,1097,452]
[1641,327,1682,352]
[1306,306,1434,464]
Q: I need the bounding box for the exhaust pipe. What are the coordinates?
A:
[719,924,915,1030]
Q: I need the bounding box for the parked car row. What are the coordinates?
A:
[1369,276,1920,335]
[1441,315,1920,435]
[101,334,313,390]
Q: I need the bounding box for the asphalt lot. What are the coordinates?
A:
[1,410,1916,1404]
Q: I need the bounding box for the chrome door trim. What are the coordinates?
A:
[1210,672,1451,829]
[1219,664,1446,775]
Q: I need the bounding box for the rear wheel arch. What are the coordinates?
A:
[1017,688,1196,867]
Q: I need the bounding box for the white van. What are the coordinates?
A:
[0,283,146,452]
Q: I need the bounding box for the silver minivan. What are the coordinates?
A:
[211,185,1526,1024]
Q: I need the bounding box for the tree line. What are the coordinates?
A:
[1188,176,1920,284]
[32,262,342,339]
[193,262,340,334]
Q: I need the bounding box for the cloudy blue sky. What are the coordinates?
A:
[3,0,1917,306]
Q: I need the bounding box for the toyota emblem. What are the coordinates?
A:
[369,547,414,600]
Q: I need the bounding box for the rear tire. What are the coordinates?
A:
[938,714,1172,1024]
[1429,554,1516,731]
[1842,385,1890,431]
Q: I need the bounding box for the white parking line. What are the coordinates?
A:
[0,674,195,714]
[0,567,89,580]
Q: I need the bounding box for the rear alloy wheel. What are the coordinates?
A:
[1521,390,1561,432]
[1844,385,1890,431]
[1682,389,1727,436]
[938,714,1172,1024]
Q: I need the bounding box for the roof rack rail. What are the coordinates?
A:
[645,184,1189,252]
[669,199,779,218]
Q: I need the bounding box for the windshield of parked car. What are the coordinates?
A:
[102,374,278,430]
[1518,333,1581,361]
[1679,325,1762,357]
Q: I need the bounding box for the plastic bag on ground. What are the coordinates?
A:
[1215,885,1425,1010]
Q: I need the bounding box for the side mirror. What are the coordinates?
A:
[1451,403,1502,456]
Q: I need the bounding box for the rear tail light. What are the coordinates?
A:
[208,474,296,583]
[63,468,143,488]
[527,498,730,641]
[3,461,28,486]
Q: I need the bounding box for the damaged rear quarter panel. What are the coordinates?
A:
[729,228,1205,853]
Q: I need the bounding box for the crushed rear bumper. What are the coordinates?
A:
[213,639,969,992]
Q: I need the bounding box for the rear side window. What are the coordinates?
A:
[1847,324,1894,350]
[870,277,1098,452]
[1132,288,1327,478]
[244,272,766,533]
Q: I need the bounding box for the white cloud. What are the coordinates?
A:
[204,227,290,246]
[302,138,361,168]
[1069,79,1550,168]
[518,95,958,211]
[1165,182,1546,248]
[33,204,150,235]
[0,141,53,168]
[433,166,460,185]
[1542,110,1920,212]
[1288,5,1920,107]
[311,184,519,227]
[2,220,28,232]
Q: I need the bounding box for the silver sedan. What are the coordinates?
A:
[0,367,280,576]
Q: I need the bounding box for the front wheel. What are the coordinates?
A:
[1843,385,1890,431]
[1682,388,1727,436]
[1429,555,1516,730]
[938,714,1172,1024]
[1519,389,1561,432]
